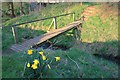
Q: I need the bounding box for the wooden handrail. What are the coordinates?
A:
[2,12,75,28]
[3,12,76,43]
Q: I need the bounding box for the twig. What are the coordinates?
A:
[66,54,80,69]
[53,39,62,45]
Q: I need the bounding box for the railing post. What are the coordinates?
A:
[53,17,57,29]
[81,15,85,22]
[12,26,18,43]
[73,12,75,21]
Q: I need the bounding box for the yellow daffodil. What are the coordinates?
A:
[31,64,38,69]
[27,50,33,55]
[55,57,60,61]
[39,51,44,55]
[33,59,39,65]
[27,62,30,68]
[42,55,46,60]
[47,64,51,69]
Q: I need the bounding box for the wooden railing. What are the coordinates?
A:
[3,12,75,43]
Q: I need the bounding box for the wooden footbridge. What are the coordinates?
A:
[3,13,84,52]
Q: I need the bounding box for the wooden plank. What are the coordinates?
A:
[11,45,22,52]
[10,20,82,52]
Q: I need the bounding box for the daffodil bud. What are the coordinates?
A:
[27,50,33,55]
[55,57,60,61]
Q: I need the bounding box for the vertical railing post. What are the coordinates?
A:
[73,12,75,21]
[12,26,18,43]
[81,15,85,22]
[53,17,57,29]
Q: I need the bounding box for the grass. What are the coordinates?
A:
[2,2,119,78]
[0,56,1,78]
[2,47,118,78]
[82,15,118,42]
[2,52,25,78]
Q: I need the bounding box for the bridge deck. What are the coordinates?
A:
[10,20,82,52]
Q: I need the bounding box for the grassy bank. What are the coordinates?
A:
[2,47,118,78]
[2,2,118,78]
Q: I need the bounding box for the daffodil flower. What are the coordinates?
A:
[33,59,39,65]
[27,62,30,68]
[42,55,46,60]
[39,51,44,55]
[55,57,60,61]
[31,64,38,69]
[27,50,33,55]
[47,64,51,69]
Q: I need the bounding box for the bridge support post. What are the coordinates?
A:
[73,28,80,41]
[73,24,82,41]
[76,25,82,40]
[53,17,57,29]
[12,26,18,43]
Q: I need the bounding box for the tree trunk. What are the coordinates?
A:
[10,2,15,17]
[20,2,25,15]
[8,2,15,18]
[80,2,83,6]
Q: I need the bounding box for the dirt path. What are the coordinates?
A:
[82,6,98,21]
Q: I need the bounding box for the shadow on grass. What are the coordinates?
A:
[75,40,119,65]
[93,53,120,65]
[32,30,119,66]
[2,25,119,66]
